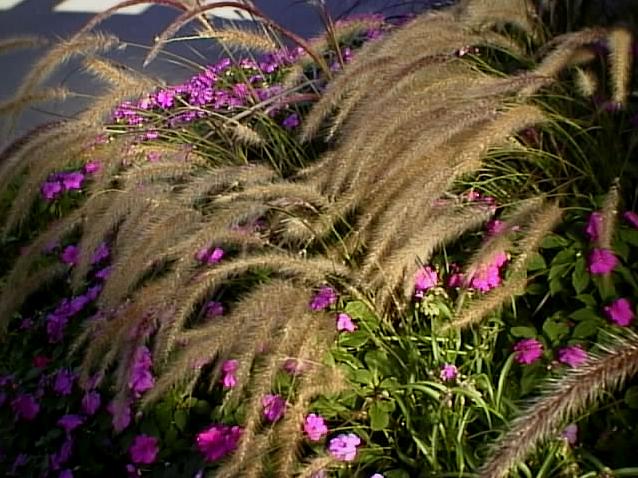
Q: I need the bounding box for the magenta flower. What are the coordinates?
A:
[447,263,464,288]
[282,358,305,375]
[303,413,328,441]
[282,113,300,129]
[623,211,638,229]
[57,414,85,434]
[588,248,618,275]
[585,212,603,241]
[440,364,458,381]
[414,266,438,298]
[195,246,225,265]
[262,394,286,422]
[336,313,357,332]
[562,424,578,445]
[50,438,73,470]
[557,345,588,367]
[469,251,508,292]
[53,369,76,396]
[309,286,338,311]
[81,391,101,416]
[328,433,361,462]
[604,298,635,326]
[129,345,154,396]
[90,242,110,264]
[41,181,63,200]
[205,301,224,318]
[11,394,40,420]
[61,172,85,191]
[513,338,543,364]
[196,424,243,462]
[83,161,102,175]
[129,435,159,465]
[220,360,239,389]
[486,219,507,236]
[60,245,79,266]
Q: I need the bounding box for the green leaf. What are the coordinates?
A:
[369,401,390,431]
[377,399,396,413]
[571,257,590,294]
[510,326,537,338]
[542,319,570,343]
[344,301,377,327]
[351,369,373,385]
[541,234,569,249]
[527,252,546,271]
[619,227,638,247]
[572,320,600,339]
[551,249,576,267]
[549,276,564,296]
[569,308,598,321]
[624,386,638,409]
[364,349,391,376]
[174,409,188,432]
[575,294,596,307]
[339,330,369,348]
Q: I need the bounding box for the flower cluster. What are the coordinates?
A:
[40,162,101,201]
[196,424,243,462]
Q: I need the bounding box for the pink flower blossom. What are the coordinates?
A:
[128,346,154,396]
[57,414,84,433]
[205,301,224,318]
[309,286,338,311]
[447,263,464,288]
[61,172,85,191]
[414,266,438,298]
[304,413,328,441]
[588,248,618,275]
[513,338,543,364]
[262,394,286,422]
[604,298,635,326]
[486,219,507,236]
[90,242,109,264]
[328,433,361,462]
[557,345,588,367]
[623,211,638,229]
[562,424,578,445]
[195,246,225,265]
[336,313,357,332]
[41,181,63,200]
[129,435,159,465]
[585,212,603,241]
[81,391,101,416]
[469,251,508,292]
[220,360,238,389]
[53,369,76,396]
[440,364,458,381]
[11,394,39,420]
[83,161,102,175]
[60,245,79,266]
[196,424,242,462]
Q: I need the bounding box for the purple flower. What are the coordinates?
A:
[59,470,73,478]
[129,435,159,465]
[57,414,84,434]
[557,345,588,367]
[81,391,101,416]
[41,181,63,200]
[95,266,112,280]
[328,433,361,462]
[156,89,175,108]
[469,251,508,292]
[585,212,603,241]
[309,286,338,311]
[262,394,286,422]
[61,172,85,191]
[486,219,507,236]
[205,301,224,318]
[53,369,76,396]
[440,364,458,381]
[50,437,73,470]
[129,346,154,396]
[282,113,300,129]
[220,360,238,389]
[83,161,101,175]
[11,394,39,420]
[562,423,578,445]
[604,298,635,326]
[414,266,438,298]
[195,246,225,265]
[588,248,619,275]
[60,245,79,266]
[303,413,328,441]
[513,338,543,365]
[282,358,305,375]
[623,211,638,229]
[196,424,242,462]
[90,242,110,264]
[336,313,357,332]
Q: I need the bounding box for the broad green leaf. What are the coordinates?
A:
[550,248,576,267]
[575,294,596,307]
[569,307,598,321]
[352,369,374,385]
[369,401,390,431]
[619,227,638,247]
[624,386,638,409]
[572,320,600,339]
[510,326,537,338]
[541,234,569,249]
[174,409,188,431]
[549,276,564,296]
[542,319,570,343]
[527,252,546,271]
[571,256,590,294]
[339,330,370,348]
[364,349,391,376]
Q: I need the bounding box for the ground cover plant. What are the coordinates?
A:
[0,0,637,477]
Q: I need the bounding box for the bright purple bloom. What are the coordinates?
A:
[57,414,84,433]
[95,266,112,280]
[83,161,101,175]
[156,89,175,108]
[513,338,543,364]
[41,181,63,200]
[11,394,39,420]
[623,211,638,229]
[414,266,438,298]
[262,394,286,422]
[303,413,328,441]
[90,242,109,264]
[205,301,224,318]
[557,345,588,367]
[585,212,603,241]
[60,245,79,266]
[129,435,159,465]
[195,246,225,265]
[128,346,154,396]
[196,424,243,462]
[440,364,458,381]
[282,113,300,129]
[469,251,508,292]
[336,313,357,332]
[53,369,76,396]
[328,433,361,462]
[562,424,578,445]
[447,263,465,288]
[282,358,305,375]
[61,172,85,191]
[220,360,238,389]
[604,298,635,326]
[588,248,619,275]
[486,219,507,236]
[81,391,101,416]
[310,286,338,311]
